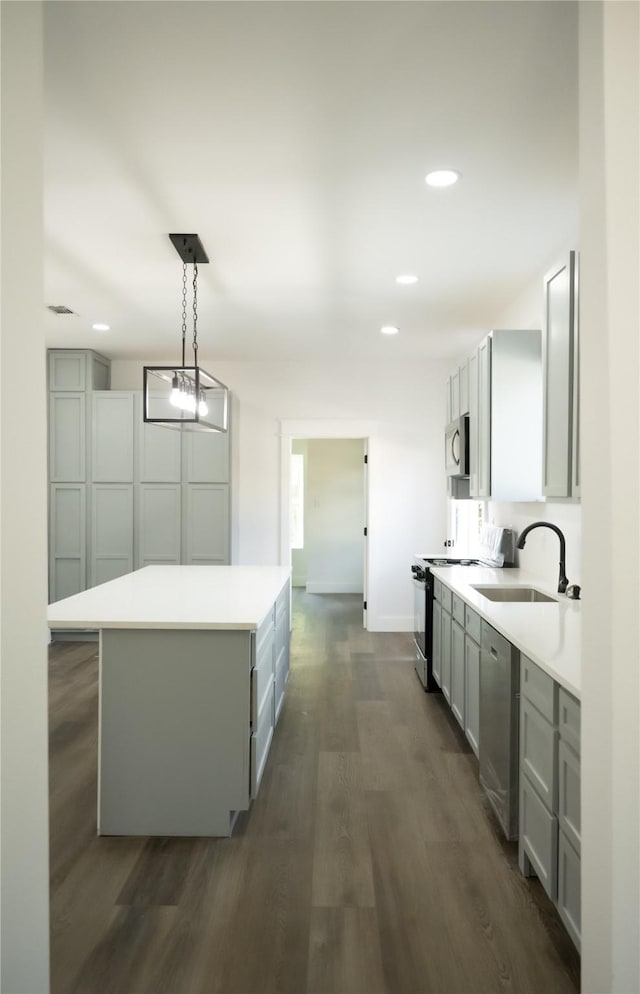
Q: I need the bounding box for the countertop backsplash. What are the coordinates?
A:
[488,500,582,586]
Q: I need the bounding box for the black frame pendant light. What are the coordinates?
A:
[143,234,229,433]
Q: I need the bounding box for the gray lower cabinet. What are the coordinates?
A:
[90,484,134,586]
[98,580,290,837]
[49,484,86,600]
[274,581,290,723]
[450,618,465,728]
[432,599,442,687]
[518,656,581,951]
[464,633,480,757]
[183,484,230,564]
[440,606,452,704]
[136,484,182,567]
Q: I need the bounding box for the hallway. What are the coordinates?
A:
[49,591,579,993]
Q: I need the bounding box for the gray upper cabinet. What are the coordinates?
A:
[48,349,110,391]
[92,392,135,482]
[476,337,491,498]
[183,484,230,564]
[135,394,182,483]
[470,329,542,501]
[49,393,86,482]
[183,429,230,483]
[543,251,580,499]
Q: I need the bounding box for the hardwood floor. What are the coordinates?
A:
[49,591,580,994]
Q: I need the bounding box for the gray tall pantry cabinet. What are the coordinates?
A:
[48,349,231,609]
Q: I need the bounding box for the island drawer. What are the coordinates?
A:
[251,652,274,727]
[275,582,289,622]
[465,605,481,643]
[253,616,275,672]
[250,678,274,799]
[521,654,556,722]
[452,593,465,626]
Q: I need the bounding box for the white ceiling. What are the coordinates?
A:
[43,1,578,363]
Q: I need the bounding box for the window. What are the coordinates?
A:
[290,453,304,550]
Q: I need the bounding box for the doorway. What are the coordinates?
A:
[279,419,373,629]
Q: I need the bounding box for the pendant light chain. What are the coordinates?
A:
[192,262,199,364]
[181,262,188,368]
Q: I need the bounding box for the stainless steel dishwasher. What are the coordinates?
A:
[479,620,520,840]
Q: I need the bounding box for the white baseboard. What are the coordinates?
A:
[306,581,363,595]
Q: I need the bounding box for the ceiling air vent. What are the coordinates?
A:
[47,305,76,315]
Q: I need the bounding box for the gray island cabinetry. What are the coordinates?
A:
[48,565,290,837]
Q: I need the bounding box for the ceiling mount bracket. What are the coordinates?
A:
[169,233,209,264]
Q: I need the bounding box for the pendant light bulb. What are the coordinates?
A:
[198,390,209,417]
[170,373,182,408]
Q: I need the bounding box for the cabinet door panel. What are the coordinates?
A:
[520,774,558,901]
[558,739,581,854]
[49,393,86,481]
[184,430,229,483]
[48,351,86,391]
[477,337,491,497]
[543,257,574,497]
[557,831,581,951]
[440,609,451,703]
[92,392,134,482]
[520,697,557,810]
[459,360,469,415]
[90,484,133,586]
[136,394,182,482]
[50,484,86,600]
[137,484,181,568]
[468,352,479,496]
[432,601,442,686]
[183,484,230,564]
[464,635,480,758]
[451,619,465,728]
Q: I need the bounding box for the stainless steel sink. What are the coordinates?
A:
[471,585,557,603]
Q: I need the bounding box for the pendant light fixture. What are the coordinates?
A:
[143,233,229,432]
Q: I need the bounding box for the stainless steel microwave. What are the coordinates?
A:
[445,415,469,477]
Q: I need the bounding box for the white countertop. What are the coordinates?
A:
[47,565,291,631]
[430,566,581,699]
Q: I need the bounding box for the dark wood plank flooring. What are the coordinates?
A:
[49,591,580,994]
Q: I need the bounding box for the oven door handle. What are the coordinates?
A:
[412,577,427,590]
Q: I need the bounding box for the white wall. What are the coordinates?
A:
[305,438,364,594]
[579,3,639,991]
[0,3,51,992]
[111,358,450,630]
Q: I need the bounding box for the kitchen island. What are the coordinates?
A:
[48,565,291,837]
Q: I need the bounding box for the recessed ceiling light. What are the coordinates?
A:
[395,274,419,285]
[425,169,461,188]
[92,323,110,332]
[380,325,399,336]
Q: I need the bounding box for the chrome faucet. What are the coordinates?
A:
[516,521,569,594]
